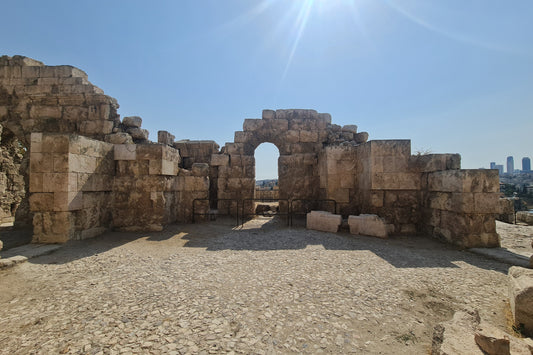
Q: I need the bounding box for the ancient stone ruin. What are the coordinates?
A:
[0,55,502,248]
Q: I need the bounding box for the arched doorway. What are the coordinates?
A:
[254,143,280,216]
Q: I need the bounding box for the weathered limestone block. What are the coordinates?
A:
[474,323,510,355]
[211,153,229,166]
[191,163,209,177]
[114,144,136,160]
[497,198,515,224]
[275,109,318,120]
[508,266,533,337]
[157,130,175,146]
[306,211,342,233]
[234,131,252,143]
[371,172,420,190]
[428,170,499,193]
[299,130,318,143]
[122,116,142,128]
[409,154,461,172]
[126,127,149,141]
[348,214,390,238]
[262,109,275,120]
[342,125,358,134]
[32,211,75,243]
[517,211,533,225]
[243,119,263,131]
[105,132,133,144]
[354,132,369,144]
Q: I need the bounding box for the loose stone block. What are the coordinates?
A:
[306,211,342,233]
[348,214,390,238]
[105,132,133,144]
[354,132,369,144]
[157,130,175,146]
[342,125,358,134]
[508,266,533,337]
[126,127,149,141]
[123,116,142,128]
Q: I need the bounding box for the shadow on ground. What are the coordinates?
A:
[23,216,510,274]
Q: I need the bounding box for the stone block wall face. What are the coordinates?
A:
[173,140,219,209]
[420,169,501,248]
[112,143,208,229]
[0,56,120,147]
[29,133,114,243]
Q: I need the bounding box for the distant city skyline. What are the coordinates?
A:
[491,155,532,175]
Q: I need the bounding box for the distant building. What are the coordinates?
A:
[490,162,496,169]
[507,156,514,174]
[495,165,504,175]
[523,157,531,172]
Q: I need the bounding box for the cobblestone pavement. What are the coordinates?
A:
[0,217,511,354]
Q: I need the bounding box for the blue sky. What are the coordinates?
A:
[2,0,532,179]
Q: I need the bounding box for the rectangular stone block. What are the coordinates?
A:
[371,172,420,190]
[29,193,54,212]
[474,193,500,213]
[211,154,229,166]
[69,154,96,173]
[157,130,175,146]
[30,132,43,153]
[369,140,411,157]
[243,119,263,131]
[306,211,342,233]
[54,191,83,211]
[114,144,137,160]
[348,214,390,238]
[508,266,533,337]
[428,170,499,193]
[234,131,252,143]
[29,172,44,192]
[299,130,319,143]
[30,152,54,173]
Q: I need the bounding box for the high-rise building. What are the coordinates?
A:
[507,156,514,174]
[523,157,531,172]
[495,165,504,175]
[490,162,496,169]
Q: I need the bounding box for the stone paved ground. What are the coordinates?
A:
[0,217,514,354]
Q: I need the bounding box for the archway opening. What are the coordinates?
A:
[0,123,32,250]
[254,143,280,216]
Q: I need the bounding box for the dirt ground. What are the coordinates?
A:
[0,218,530,354]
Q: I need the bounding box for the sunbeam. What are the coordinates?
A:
[281,0,315,81]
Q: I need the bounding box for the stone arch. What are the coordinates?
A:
[215,109,333,215]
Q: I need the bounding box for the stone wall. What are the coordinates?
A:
[0,56,505,249]
[420,170,500,248]
[29,133,114,242]
[113,143,209,230]
[0,55,120,147]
